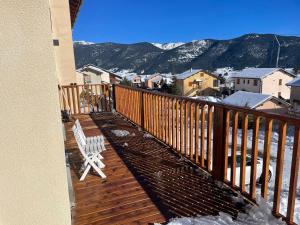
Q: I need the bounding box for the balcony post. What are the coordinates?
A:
[212,106,227,181]
[140,91,144,129]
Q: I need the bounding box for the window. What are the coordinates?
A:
[253,80,258,86]
[247,80,250,84]
[243,79,245,84]
[279,79,282,85]
[278,92,281,97]
[213,79,218,87]
[200,72,204,77]
[237,78,240,84]
[189,81,193,87]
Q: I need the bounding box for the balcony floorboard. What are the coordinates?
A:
[65,113,249,225]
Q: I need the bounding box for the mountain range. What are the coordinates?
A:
[74,34,300,74]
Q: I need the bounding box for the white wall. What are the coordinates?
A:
[0,1,71,225]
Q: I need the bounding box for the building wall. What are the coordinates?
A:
[176,71,218,96]
[0,2,71,225]
[289,86,300,110]
[49,0,77,85]
[256,99,288,114]
[261,71,293,99]
[234,78,261,93]
[76,71,84,84]
[83,70,110,84]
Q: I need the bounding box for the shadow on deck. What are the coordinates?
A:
[65,113,249,225]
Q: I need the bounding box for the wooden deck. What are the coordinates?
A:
[65,113,249,225]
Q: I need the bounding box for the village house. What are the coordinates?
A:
[231,68,295,99]
[77,64,121,84]
[126,74,142,87]
[222,91,290,114]
[286,76,300,112]
[176,69,219,96]
[145,74,163,89]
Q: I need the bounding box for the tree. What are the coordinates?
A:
[120,77,132,86]
[168,76,180,95]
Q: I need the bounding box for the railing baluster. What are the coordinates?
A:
[273,121,287,215]
[207,105,213,171]
[240,114,248,192]
[195,103,200,165]
[230,111,238,186]
[286,126,300,223]
[173,99,176,149]
[71,86,76,114]
[76,85,80,114]
[223,110,230,182]
[250,115,260,199]
[176,100,180,151]
[185,101,189,157]
[200,105,206,167]
[261,118,273,198]
[180,101,185,155]
[190,103,194,161]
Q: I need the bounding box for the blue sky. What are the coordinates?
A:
[73,0,300,44]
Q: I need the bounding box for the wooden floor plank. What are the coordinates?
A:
[65,113,250,225]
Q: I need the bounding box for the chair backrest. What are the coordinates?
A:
[74,120,87,144]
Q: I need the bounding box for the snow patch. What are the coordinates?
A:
[157,197,285,225]
[152,42,185,50]
[74,40,95,45]
[111,130,130,137]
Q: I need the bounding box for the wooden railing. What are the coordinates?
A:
[59,84,112,114]
[114,84,300,224]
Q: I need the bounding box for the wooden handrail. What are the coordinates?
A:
[113,84,300,225]
[59,84,112,115]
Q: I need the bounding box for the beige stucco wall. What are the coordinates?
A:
[234,78,261,93]
[261,71,293,99]
[176,71,218,96]
[50,0,77,85]
[0,2,71,225]
[256,99,288,114]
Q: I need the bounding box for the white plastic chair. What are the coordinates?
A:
[75,120,106,151]
[73,129,106,181]
[72,125,104,161]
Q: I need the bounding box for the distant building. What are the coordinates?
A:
[231,68,296,99]
[126,74,142,87]
[145,74,163,89]
[175,69,219,96]
[286,77,300,112]
[77,65,121,84]
[222,91,290,114]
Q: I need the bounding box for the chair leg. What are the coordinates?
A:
[80,164,91,181]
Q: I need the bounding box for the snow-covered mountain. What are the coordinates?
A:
[151,42,185,50]
[74,41,95,45]
[74,34,300,74]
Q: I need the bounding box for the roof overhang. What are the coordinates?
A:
[69,0,83,28]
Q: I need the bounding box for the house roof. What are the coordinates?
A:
[286,76,300,87]
[222,91,272,109]
[69,0,83,27]
[176,69,217,80]
[230,68,296,79]
[78,64,122,78]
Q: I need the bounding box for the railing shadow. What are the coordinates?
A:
[90,112,249,221]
